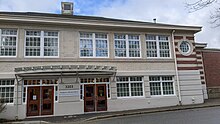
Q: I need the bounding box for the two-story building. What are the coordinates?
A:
[0,4,207,120]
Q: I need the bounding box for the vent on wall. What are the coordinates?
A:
[61,2,73,15]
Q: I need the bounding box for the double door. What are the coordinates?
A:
[27,86,54,116]
[84,84,107,112]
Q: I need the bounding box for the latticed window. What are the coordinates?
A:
[149,76,174,96]
[179,41,190,54]
[80,32,108,57]
[114,34,140,57]
[0,79,14,103]
[25,30,59,57]
[0,29,17,56]
[117,83,129,97]
[146,35,170,58]
[116,76,143,97]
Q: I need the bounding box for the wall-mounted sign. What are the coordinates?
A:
[33,95,37,100]
[65,85,74,89]
[59,90,79,97]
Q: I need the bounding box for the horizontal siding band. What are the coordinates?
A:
[176,54,197,58]
[177,60,198,64]
[178,67,199,70]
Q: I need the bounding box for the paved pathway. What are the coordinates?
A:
[9,99,220,124]
[87,106,220,124]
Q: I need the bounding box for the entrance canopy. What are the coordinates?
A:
[14,65,117,77]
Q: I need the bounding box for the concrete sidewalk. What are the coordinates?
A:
[9,99,220,124]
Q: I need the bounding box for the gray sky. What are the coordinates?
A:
[0,0,219,48]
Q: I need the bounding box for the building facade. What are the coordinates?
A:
[0,12,207,120]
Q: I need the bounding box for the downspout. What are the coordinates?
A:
[15,74,19,120]
[171,30,182,105]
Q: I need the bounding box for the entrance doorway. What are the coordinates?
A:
[84,84,107,112]
[27,86,54,116]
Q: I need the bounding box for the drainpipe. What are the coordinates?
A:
[171,30,182,105]
[15,74,19,120]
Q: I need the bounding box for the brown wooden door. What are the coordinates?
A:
[84,84,95,112]
[84,84,107,112]
[96,84,107,111]
[27,87,40,116]
[41,86,54,115]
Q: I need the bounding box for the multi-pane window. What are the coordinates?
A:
[116,77,143,97]
[0,79,14,103]
[80,32,108,57]
[179,41,190,54]
[25,30,59,57]
[0,29,17,57]
[44,31,59,56]
[149,76,174,96]
[114,34,140,57]
[146,35,170,58]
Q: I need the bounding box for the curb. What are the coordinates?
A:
[8,120,49,124]
[84,104,220,122]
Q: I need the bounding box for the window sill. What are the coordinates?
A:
[117,96,145,99]
[150,95,176,98]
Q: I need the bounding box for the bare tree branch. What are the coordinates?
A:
[185,0,220,27]
[185,0,216,13]
[210,7,220,27]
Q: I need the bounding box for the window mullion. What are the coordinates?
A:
[160,78,163,96]
[40,31,44,57]
[93,33,96,57]
[129,79,131,97]
[0,29,2,47]
[126,35,129,57]
[156,36,160,57]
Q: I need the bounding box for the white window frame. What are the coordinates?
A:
[114,34,142,58]
[0,29,18,58]
[149,76,175,97]
[0,79,15,104]
[178,40,193,56]
[79,32,109,58]
[116,77,144,98]
[146,35,171,59]
[24,30,59,58]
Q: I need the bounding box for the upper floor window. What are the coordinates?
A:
[25,30,59,57]
[114,34,140,58]
[179,41,192,56]
[80,32,108,57]
[0,29,17,57]
[146,35,170,58]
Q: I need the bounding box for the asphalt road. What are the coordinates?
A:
[86,106,220,124]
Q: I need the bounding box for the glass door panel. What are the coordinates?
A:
[96,84,107,111]
[84,85,95,112]
[41,86,54,115]
[27,87,40,116]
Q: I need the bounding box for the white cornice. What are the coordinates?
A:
[0,14,202,32]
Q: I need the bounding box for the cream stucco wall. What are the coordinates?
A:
[0,22,204,120]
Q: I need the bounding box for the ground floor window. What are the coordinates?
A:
[0,79,14,103]
[116,77,144,98]
[149,76,174,96]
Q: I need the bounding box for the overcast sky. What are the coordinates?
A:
[0,0,219,48]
